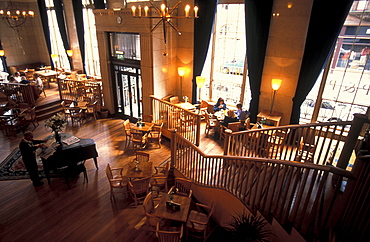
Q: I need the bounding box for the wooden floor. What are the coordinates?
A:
[0,84,224,242]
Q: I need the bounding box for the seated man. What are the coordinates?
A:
[235,103,250,121]
[221,109,239,128]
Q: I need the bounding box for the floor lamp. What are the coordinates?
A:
[178,67,186,99]
[196,76,206,101]
[270,78,282,115]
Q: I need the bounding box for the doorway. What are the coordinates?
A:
[113,63,142,119]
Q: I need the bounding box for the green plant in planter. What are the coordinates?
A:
[224,212,272,242]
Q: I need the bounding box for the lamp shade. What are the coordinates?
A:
[196,76,206,88]
[66,50,73,57]
[0,50,4,56]
[271,78,282,91]
[178,67,186,77]
[51,54,58,60]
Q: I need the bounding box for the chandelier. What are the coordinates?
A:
[131,0,198,46]
[0,1,34,30]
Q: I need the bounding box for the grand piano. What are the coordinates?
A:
[41,133,98,187]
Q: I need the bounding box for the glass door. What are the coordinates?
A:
[113,64,142,119]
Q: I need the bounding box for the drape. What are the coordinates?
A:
[72,0,86,74]
[94,0,105,9]
[244,0,273,123]
[290,0,354,124]
[37,0,52,67]
[191,0,218,104]
[54,0,71,68]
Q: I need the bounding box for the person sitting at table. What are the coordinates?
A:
[19,131,47,186]
[221,110,239,128]
[13,72,22,82]
[235,103,250,121]
[20,76,30,84]
[213,97,227,112]
[33,73,43,93]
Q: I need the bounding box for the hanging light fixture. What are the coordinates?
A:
[0,1,34,30]
[131,0,198,47]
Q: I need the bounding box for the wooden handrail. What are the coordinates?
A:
[0,82,37,107]
[151,95,201,146]
[170,126,361,240]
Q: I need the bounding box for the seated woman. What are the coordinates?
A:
[221,110,239,128]
[213,97,227,112]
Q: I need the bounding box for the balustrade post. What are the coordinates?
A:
[170,129,177,168]
[336,113,368,170]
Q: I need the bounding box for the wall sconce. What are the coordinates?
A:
[178,67,186,99]
[287,2,293,8]
[66,50,73,57]
[0,50,4,56]
[196,76,206,101]
[270,78,282,114]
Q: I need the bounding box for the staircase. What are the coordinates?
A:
[35,100,63,121]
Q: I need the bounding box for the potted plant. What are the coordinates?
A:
[223,211,272,242]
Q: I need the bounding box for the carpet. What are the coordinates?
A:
[0,148,46,181]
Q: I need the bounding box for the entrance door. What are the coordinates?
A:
[113,64,142,119]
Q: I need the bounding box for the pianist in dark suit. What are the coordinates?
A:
[19,131,47,186]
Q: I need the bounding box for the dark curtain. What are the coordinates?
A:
[191,0,218,104]
[290,0,354,124]
[94,0,105,9]
[244,0,273,123]
[72,0,86,73]
[37,0,52,66]
[54,0,71,67]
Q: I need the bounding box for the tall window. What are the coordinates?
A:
[45,0,70,70]
[82,0,100,76]
[201,4,250,107]
[301,0,370,123]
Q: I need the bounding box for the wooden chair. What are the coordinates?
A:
[67,107,84,126]
[149,122,163,148]
[123,119,132,148]
[22,106,39,128]
[85,101,98,120]
[142,114,153,123]
[151,161,170,197]
[128,176,151,207]
[186,202,214,240]
[169,96,180,104]
[133,151,150,162]
[220,122,241,140]
[143,192,161,232]
[156,222,183,242]
[168,177,192,198]
[61,101,71,120]
[131,130,149,150]
[204,111,217,137]
[105,164,128,199]
[228,122,241,132]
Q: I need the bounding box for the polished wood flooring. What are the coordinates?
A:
[0,84,224,241]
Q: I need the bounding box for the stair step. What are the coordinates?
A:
[35,100,62,121]
[36,108,64,121]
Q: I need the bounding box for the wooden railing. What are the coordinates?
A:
[0,82,38,106]
[224,120,354,168]
[170,115,370,240]
[151,95,201,146]
[57,79,103,106]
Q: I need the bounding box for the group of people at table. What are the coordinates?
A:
[4,71,44,94]
[213,97,250,131]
